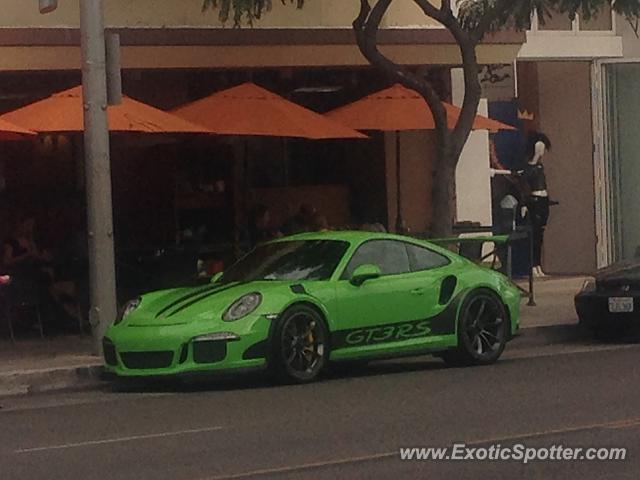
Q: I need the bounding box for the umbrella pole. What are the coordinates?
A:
[395,131,404,233]
[245,138,250,212]
[282,137,289,187]
[233,139,249,258]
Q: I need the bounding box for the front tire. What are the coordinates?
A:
[271,304,329,383]
[443,289,509,367]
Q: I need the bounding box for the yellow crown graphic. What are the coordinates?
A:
[518,109,535,121]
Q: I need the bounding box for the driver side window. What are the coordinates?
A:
[342,240,411,279]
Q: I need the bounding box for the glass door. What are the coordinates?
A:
[601,62,640,262]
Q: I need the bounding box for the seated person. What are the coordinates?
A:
[310,213,330,232]
[3,214,53,284]
[3,214,81,332]
[360,222,387,233]
[282,203,317,235]
[248,205,282,248]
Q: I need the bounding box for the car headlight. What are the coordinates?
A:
[223,293,262,322]
[580,278,596,293]
[114,297,141,325]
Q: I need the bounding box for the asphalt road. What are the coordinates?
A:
[1,341,639,480]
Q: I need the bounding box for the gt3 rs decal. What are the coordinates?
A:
[331,293,462,350]
[339,319,431,347]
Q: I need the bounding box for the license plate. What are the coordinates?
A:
[608,297,634,313]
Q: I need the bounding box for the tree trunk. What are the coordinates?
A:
[352,0,482,239]
[430,43,481,239]
[430,146,457,238]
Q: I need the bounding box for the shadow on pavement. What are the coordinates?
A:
[106,356,450,395]
[105,331,639,396]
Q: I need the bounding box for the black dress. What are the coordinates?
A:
[516,164,550,267]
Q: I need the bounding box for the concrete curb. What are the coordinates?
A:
[512,323,587,349]
[0,364,105,398]
[0,324,588,398]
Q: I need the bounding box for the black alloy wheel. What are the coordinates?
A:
[272,304,329,383]
[443,289,508,366]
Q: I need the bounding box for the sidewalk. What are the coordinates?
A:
[512,275,587,349]
[518,276,585,328]
[0,335,102,396]
[0,276,587,397]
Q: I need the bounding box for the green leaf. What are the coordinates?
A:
[202,0,304,26]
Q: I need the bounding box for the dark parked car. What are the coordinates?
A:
[575,260,640,337]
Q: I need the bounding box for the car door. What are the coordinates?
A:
[404,242,459,340]
[332,239,429,355]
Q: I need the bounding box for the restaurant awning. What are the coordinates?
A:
[0,86,212,134]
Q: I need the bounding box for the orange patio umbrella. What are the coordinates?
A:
[327,83,515,231]
[173,83,366,250]
[326,83,514,132]
[172,82,367,140]
[0,118,36,141]
[0,86,212,135]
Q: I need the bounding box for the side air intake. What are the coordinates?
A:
[439,276,457,305]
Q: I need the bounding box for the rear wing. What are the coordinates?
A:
[428,230,536,306]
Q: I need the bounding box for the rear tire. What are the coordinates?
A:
[442,289,509,367]
[270,304,329,383]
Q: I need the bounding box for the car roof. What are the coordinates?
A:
[272,230,428,244]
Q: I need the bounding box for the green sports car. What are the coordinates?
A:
[104,231,521,383]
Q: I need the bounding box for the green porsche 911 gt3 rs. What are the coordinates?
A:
[104,231,521,383]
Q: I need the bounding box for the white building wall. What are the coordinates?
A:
[451,68,492,227]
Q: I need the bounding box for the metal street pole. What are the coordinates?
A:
[80,0,117,355]
[105,33,123,106]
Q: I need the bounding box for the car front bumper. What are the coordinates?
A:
[103,316,271,377]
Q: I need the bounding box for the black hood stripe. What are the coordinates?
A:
[164,282,245,318]
[154,283,234,319]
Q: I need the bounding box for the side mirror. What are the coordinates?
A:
[350,264,382,286]
[210,272,224,284]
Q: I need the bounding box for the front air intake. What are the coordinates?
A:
[103,339,118,366]
[121,351,173,369]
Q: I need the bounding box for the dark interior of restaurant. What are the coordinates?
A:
[0,65,450,304]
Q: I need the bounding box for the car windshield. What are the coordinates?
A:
[222,240,349,283]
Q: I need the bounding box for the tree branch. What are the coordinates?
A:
[353,0,449,139]
[411,0,448,23]
[470,0,513,43]
[412,1,479,159]
[413,0,472,50]
[449,41,481,159]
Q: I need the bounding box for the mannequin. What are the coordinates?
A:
[517,133,552,277]
[490,132,553,277]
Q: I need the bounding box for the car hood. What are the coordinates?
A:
[126,281,279,326]
[595,260,640,282]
